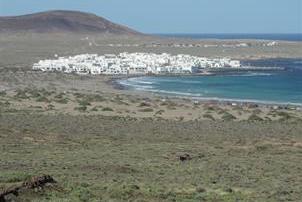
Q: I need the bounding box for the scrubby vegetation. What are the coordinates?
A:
[102,107,114,112]
[248,113,263,121]
[0,113,301,201]
[203,113,215,121]
[0,74,302,201]
[138,108,154,112]
[74,105,87,112]
[221,112,236,121]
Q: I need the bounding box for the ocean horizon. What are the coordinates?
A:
[156,33,302,42]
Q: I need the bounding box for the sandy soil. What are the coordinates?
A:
[0,34,302,201]
[0,69,301,122]
[0,33,301,72]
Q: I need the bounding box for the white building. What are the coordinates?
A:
[33,52,242,75]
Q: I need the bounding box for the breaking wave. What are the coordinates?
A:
[126,85,302,106]
[227,72,273,77]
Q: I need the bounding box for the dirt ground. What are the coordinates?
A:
[1,33,301,71]
[0,34,302,201]
[0,112,302,201]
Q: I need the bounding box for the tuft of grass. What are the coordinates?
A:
[155,110,165,115]
[138,108,154,112]
[74,106,87,112]
[205,106,215,111]
[248,114,263,121]
[14,89,30,99]
[277,111,292,121]
[253,109,262,115]
[203,114,215,121]
[102,107,114,112]
[55,98,69,104]
[0,91,7,96]
[47,104,55,110]
[74,93,106,103]
[87,94,106,102]
[221,112,236,121]
[0,171,32,183]
[78,100,91,106]
[36,96,50,103]
[28,90,41,98]
[90,107,99,112]
[71,185,94,202]
[138,102,151,107]
[54,93,66,99]
[0,101,10,107]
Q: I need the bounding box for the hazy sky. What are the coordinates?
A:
[0,0,301,33]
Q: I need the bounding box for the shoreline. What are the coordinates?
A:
[1,69,302,122]
[108,74,302,109]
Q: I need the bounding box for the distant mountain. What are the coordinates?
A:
[0,10,142,35]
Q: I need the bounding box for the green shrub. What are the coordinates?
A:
[90,107,98,112]
[206,106,215,111]
[138,102,151,107]
[27,89,41,98]
[14,90,29,99]
[0,171,32,183]
[0,101,10,107]
[0,91,7,96]
[47,104,55,110]
[138,108,154,112]
[36,96,50,103]
[155,110,165,115]
[167,106,177,110]
[75,106,87,112]
[102,107,114,112]
[55,98,69,104]
[277,111,292,121]
[248,114,263,121]
[72,186,93,202]
[55,93,65,99]
[73,92,84,98]
[253,109,262,114]
[78,100,91,106]
[85,94,106,102]
[203,114,215,121]
[39,88,54,97]
[221,112,236,121]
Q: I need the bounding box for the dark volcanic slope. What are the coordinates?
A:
[0,10,141,35]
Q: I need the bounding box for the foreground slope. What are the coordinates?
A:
[0,71,302,201]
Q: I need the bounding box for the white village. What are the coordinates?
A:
[33,52,242,75]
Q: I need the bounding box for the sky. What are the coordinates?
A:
[0,0,301,34]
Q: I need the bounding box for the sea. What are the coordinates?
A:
[118,58,302,105]
[156,33,302,42]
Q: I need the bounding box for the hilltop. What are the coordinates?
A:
[0,10,142,35]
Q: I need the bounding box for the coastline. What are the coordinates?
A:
[109,64,302,108]
[0,33,301,121]
[2,7,302,201]
[2,68,300,122]
[109,75,302,110]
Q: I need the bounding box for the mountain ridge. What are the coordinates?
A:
[0,10,142,35]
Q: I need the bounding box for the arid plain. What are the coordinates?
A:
[1,33,302,201]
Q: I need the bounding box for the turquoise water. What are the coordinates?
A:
[118,59,302,105]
